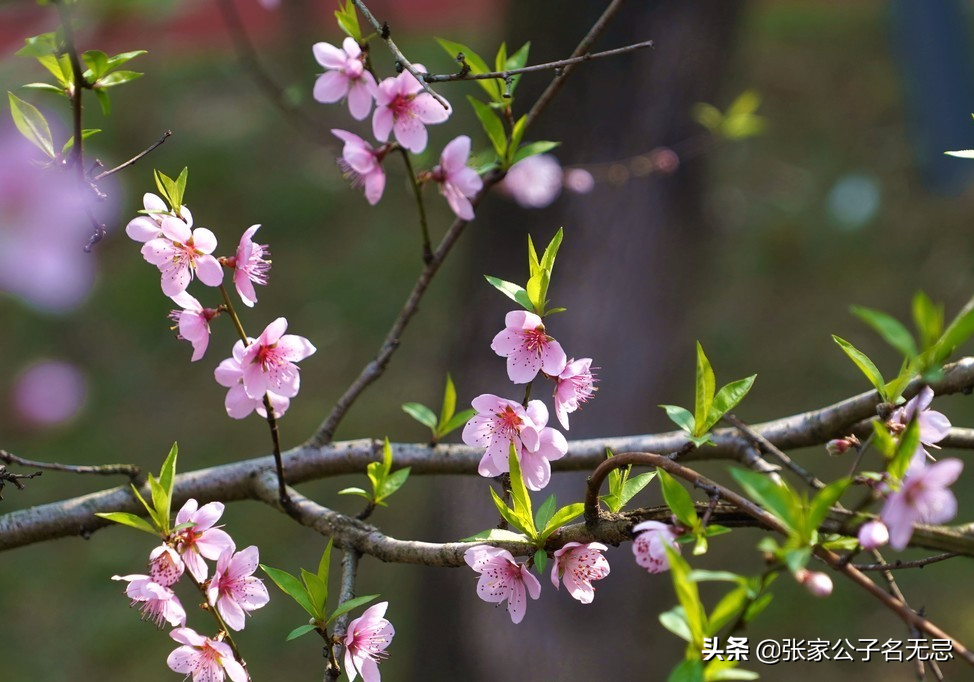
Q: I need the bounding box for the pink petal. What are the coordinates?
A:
[261,317,289,345]
[126,216,162,242]
[412,92,451,124]
[441,135,471,172]
[491,328,523,356]
[313,42,347,69]
[921,458,964,487]
[393,117,428,154]
[541,339,568,376]
[507,350,542,384]
[141,238,174,266]
[167,646,199,674]
[442,183,474,220]
[161,216,192,243]
[277,334,317,362]
[191,227,218,254]
[218,594,247,631]
[347,80,375,120]
[372,107,394,142]
[363,169,386,205]
[314,71,349,103]
[341,36,361,59]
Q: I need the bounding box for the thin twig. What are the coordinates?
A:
[54,0,86,175]
[0,467,42,501]
[349,0,450,110]
[93,131,171,181]
[524,0,630,131]
[853,553,959,571]
[425,40,654,83]
[0,450,140,480]
[397,147,432,264]
[724,414,826,489]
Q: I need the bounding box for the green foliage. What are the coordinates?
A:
[335,0,362,42]
[601,450,656,513]
[402,374,476,443]
[338,438,411,508]
[485,228,564,316]
[153,167,189,212]
[8,92,54,159]
[96,443,178,536]
[436,38,501,102]
[692,90,766,141]
[660,343,756,446]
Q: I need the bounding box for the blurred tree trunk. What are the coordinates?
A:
[411,1,743,679]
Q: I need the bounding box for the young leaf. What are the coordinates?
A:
[703,375,757,433]
[461,528,530,543]
[438,374,458,431]
[317,539,333,582]
[301,568,328,615]
[105,50,148,72]
[504,41,530,98]
[851,305,917,359]
[807,478,850,532]
[729,468,799,532]
[533,548,547,575]
[82,50,109,79]
[61,129,101,156]
[512,140,560,165]
[912,291,943,351]
[534,494,557,533]
[832,335,888,400]
[657,469,699,528]
[659,606,693,642]
[484,275,534,311]
[8,92,54,159]
[507,445,536,536]
[335,0,362,41]
[157,442,178,530]
[619,471,657,509]
[888,418,921,483]
[660,404,695,434]
[286,624,317,641]
[692,102,724,132]
[261,565,318,618]
[440,409,476,437]
[94,512,159,536]
[489,487,531,536]
[148,475,168,534]
[129,483,161,530]
[707,585,748,634]
[338,487,371,499]
[377,467,410,501]
[693,343,716,437]
[402,402,437,430]
[327,594,380,624]
[467,96,506,159]
[539,503,584,541]
[665,545,706,652]
[94,70,144,89]
[435,38,501,101]
[539,227,563,276]
[94,88,111,116]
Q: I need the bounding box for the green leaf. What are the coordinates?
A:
[440,409,476,437]
[318,539,333,582]
[436,38,501,101]
[21,83,66,95]
[527,235,541,277]
[669,659,705,682]
[533,548,547,575]
[935,300,974,363]
[660,404,695,434]
[693,343,716,437]
[707,585,748,634]
[301,568,329,614]
[666,545,706,651]
[94,512,159,536]
[726,90,761,117]
[174,167,189,206]
[539,503,584,541]
[327,594,379,624]
[617,471,657,510]
[286,624,317,641]
[729,468,799,532]
[16,32,58,60]
[707,665,759,681]
[687,570,743,583]
[337,487,371,499]
[467,96,506,160]
[61,128,101,156]
[148,475,167,532]
[105,50,147,72]
[912,291,944,351]
[659,606,693,642]
[807,478,849,531]
[8,92,54,159]
[743,592,774,623]
[526,271,549,314]
[94,70,143,89]
[851,305,917,359]
[540,227,563,276]
[504,41,530,98]
[335,0,362,41]
[658,469,699,528]
[489,487,531,536]
[512,140,559,165]
[82,50,109,79]
[888,417,921,482]
[261,565,318,618]
[534,494,557,533]
[832,335,888,400]
[94,88,111,116]
[692,102,724,132]
[703,375,757,433]
[460,528,530,543]
[484,275,534,311]
[157,442,178,531]
[507,445,536,536]
[36,54,70,88]
[438,374,458,431]
[402,402,437,430]
[376,467,410,501]
[494,42,508,76]
[128,483,160,529]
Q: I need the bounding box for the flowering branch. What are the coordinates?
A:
[424,39,655,84]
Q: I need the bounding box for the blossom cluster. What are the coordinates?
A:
[125,192,316,420]
[111,499,268,681]
[312,37,484,219]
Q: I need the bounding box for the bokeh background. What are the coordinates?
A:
[3,0,974,680]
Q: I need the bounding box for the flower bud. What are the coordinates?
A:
[857,520,889,550]
[795,568,833,597]
[826,435,860,456]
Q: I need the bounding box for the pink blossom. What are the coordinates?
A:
[892,386,951,471]
[880,458,963,550]
[11,360,86,427]
[126,192,193,243]
[857,520,889,550]
[491,310,567,384]
[169,292,217,362]
[462,394,539,478]
[140,216,223,296]
[207,546,270,631]
[553,358,597,430]
[313,37,377,121]
[631,520,680,574]
[239,318,316,400]
[430,135,483,220]
[372,67,451,153]
[111,574,186,628]
[344,601,395,682]
[795,568,833,598]
[550,542,610,604]
[500,154,562,208]
[332,129,387,205]
[227,225,270,308]
[167,628,247,682]
[464,545,541,624]
[214,339,291,420]
[516,401,567,491]
[172,499,235,582]
[149,544,185,587]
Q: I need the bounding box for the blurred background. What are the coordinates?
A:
[3,0,974,679]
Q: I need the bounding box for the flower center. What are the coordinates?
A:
[521,327,548,353]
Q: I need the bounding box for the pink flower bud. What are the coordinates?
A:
[826,435,860,456]
[795,568,833,597]
[857,520,889,550]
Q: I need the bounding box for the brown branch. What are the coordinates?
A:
[0,450,140,480]
[0,466,42,501]
[349,0,450,110]
[92,130,171,181]
[853,553,960,572]
[325,548,362,682]
[424,39,654,84]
